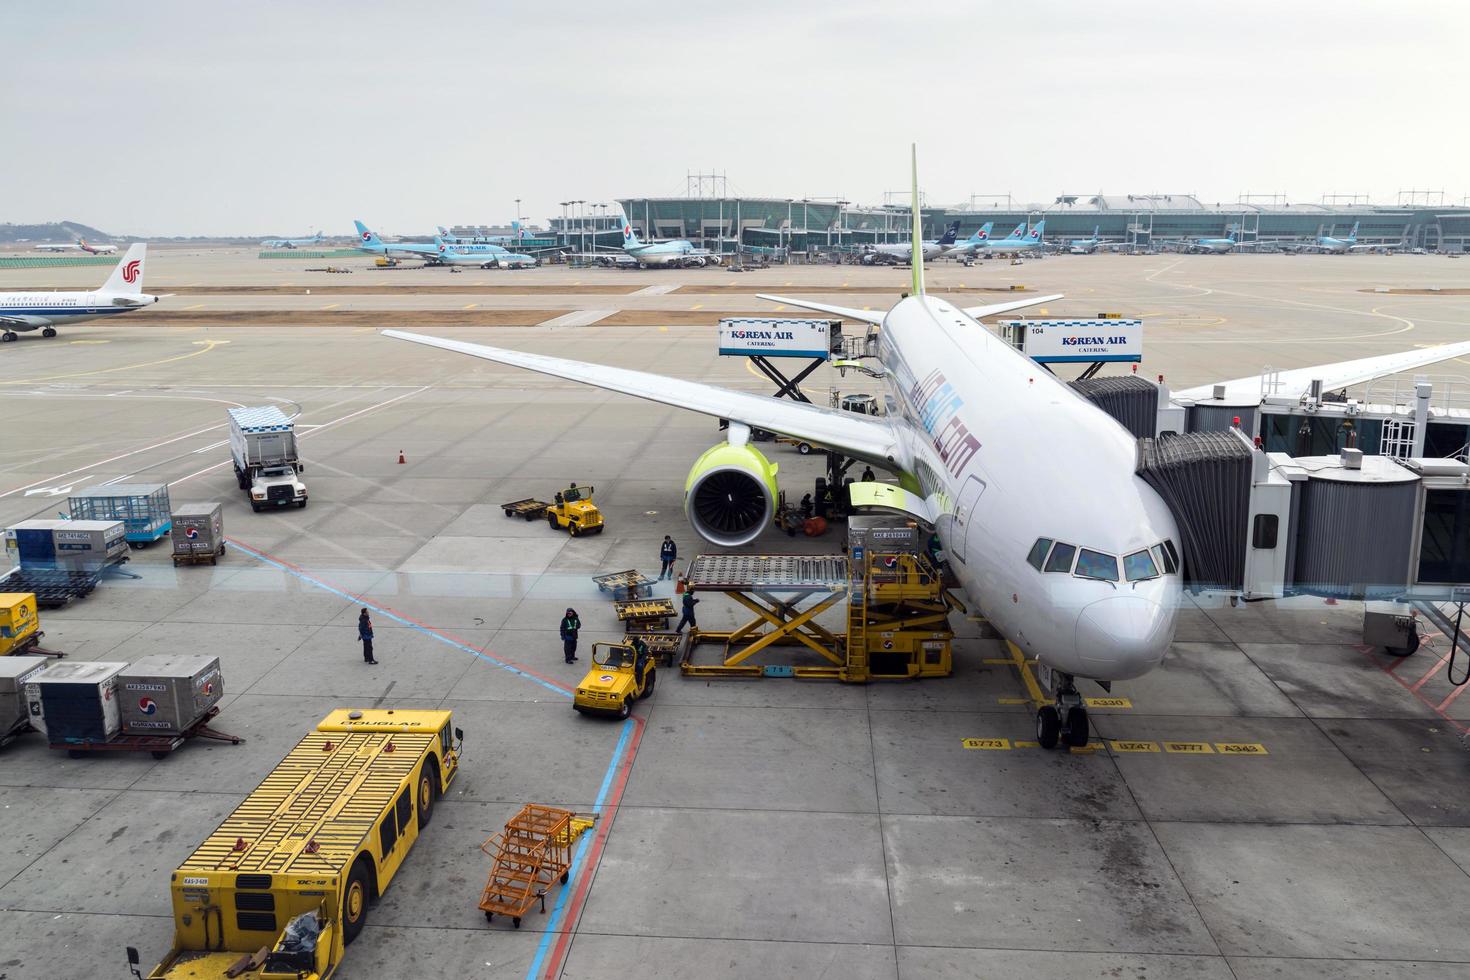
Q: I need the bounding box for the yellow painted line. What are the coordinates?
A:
[1005,641,1047,707]
[996,697,1030,706]
[69,339,110,345]
[0,339,227,386]
[1069,745,1098,755]
[1110,740,1161,753]
[658,326,669,332]
[353,327,374,333]
[462,303,478,310]
[1085,696,1133,709]
[320,303,339,311]
[961,738,1011,750]
[690,303,703,310]
[1215,742,1269,756]
[1163,741,1214,754]
[774,305,786,312]
[1013,740,1040,749]
[181,303,206,311]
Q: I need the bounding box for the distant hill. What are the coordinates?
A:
[0,221,115,244]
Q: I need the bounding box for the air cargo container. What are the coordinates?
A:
[5,519,127,570]
[117,654,223,734]
[24,660,125,741]
[0,655,48,740]
[169,503,224,565]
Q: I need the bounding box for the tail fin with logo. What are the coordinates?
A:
[354,220,383,248]
[910,144,924,296]
[970,221,993,243]
[512,220,522,241]
[437,226,456,243]
[619,212,643,249]
[100,244,146,295]
[1348,221,1360,240]
[1028,220,1045,241]
[1005,222,1025,240]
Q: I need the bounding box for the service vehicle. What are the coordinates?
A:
[545,483,603,536]
[128,708,462,980]
[573,641,655,718]
[227,406,308,512]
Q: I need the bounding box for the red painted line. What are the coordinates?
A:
[1365,647,1469,734]
[1437,680,1470,713]
[1409,645,1455,692]
[540,714,645,979]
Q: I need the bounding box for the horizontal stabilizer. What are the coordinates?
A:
[755,294,885,326]
[962,293,1065,319]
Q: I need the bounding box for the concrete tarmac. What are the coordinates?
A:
[1,251,1470,979]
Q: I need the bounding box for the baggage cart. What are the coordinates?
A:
[593,569,654,599]
[0,567,103,609]
[613,596,676,631]
[624,630,685,666]
[68,484,172,549]
[49,705,241,759]
[501,498,550,520]
[169,502,225,565]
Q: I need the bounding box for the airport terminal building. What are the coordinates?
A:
[559,193,1470,253]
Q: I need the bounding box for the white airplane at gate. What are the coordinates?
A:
[0,244,162,341]
[384,147,1470,750]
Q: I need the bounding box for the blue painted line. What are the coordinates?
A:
[233,542,571,699]
[524,717,634,980]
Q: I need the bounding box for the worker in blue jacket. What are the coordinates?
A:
[560,608,581,663]
[659,536,678,580]
[358,609,377,665]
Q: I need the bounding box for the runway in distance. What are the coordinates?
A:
[36,238,117,255]
[384,147,1470,750]
[0,244,161,341]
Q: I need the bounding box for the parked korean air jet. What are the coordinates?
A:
[353,221,444,263]
[1068,226,1104,254]
[862,220,959,264]
[1161,225,1246,254]
[383,147,1470,752]
[615,214,720,268]
[974,219,1046,256]
[942,222,995,259]
[438,222,523,245]
[0,244,162,341]
[432,237,538,269]
[36,238,118,255]
[261,232,324,249]
[1293,222,1401,254]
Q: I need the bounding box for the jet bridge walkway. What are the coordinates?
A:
[679,553,957,680]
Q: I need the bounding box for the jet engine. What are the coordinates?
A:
[684,442,779,547]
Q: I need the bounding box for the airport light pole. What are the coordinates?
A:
[786,198,793,264]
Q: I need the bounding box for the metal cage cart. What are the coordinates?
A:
[68,484,172,549]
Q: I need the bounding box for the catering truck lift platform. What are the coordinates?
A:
[128,708,462,980]
[680,533,960,681]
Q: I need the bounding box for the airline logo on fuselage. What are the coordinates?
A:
[908,369,980,475]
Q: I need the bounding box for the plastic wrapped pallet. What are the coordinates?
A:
[24,661,126,741]
[117,654,223,734]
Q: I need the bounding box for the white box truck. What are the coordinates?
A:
[227,406,308,512]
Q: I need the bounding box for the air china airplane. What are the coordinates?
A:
[0,244,161,341]
[36,238,118,255]
[383,147,1470,750]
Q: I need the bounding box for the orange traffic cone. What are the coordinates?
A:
[397,451,406,464]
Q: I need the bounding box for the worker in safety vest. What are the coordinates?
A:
[560,608,581,663]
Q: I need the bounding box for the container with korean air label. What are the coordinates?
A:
[999,319,1143,363]
[718,318,836,359]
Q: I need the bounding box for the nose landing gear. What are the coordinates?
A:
[1035,672,1089,750]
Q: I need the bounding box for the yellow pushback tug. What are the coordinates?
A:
[128,709,461,980]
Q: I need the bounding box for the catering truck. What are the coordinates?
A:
[129,708,462,980]
[226,406,308,512]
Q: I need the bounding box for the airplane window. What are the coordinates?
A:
[1075,549,1119,581]
[1026,538,1053,571]
[1160,539,1180,574]
[1123,550,1160,581]
[1150,545,1172,575]
[1043,542,1076,573]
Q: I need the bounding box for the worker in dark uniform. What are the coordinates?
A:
[358,609,376,665]
[675,588,699,633]
[799,493,813,519]
[861,465,875,482]
[630,635,651,683]
[560,607,581,663]
[659,535,678,580]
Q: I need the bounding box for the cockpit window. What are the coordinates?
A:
[1026,538,1053,571]
[1123,550,1160,582]
[1075,549,1119,581]
[1043,542,1076,573]
[1155,540,1179,574]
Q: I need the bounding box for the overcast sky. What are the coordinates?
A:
[3,1,1467,236]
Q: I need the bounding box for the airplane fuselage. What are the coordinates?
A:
[0,289,159,329]
[876,295,1180,682]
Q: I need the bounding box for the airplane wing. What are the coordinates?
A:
[1174,341,1470,404]
[382,330,905,465]
[0,315,49,328]
[962,293,1066,319]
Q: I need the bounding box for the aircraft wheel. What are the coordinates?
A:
[1,332,16,343]
[1036,706,1061,749]
[41,327,57,338]
[1064,706,1090,748]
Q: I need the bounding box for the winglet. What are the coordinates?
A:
[910,144,924,297]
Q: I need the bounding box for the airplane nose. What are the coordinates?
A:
[1074,595,1174,679]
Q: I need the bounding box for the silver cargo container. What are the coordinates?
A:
[0,655,48,738]
[170,503,224,557]
[847,514,929,560]
[117,654,223,734]
[24,661,126,742]
[5,519,127,570]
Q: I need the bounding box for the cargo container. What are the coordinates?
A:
[169,503,224,565]
[134,709,462,980]
[847,514,930,560]
[227,406,308,512]
[5,519,127,570]
[0,655,48,741]
[118,654,223,734]
[0,593,39,655]
[24,660,125,741]
[67,485,172,548]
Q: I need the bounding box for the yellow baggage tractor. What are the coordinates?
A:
[128,708,462,980]
[0,593,39,656]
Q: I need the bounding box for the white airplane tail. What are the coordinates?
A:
[100,244,147,295]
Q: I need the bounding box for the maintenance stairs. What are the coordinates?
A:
[479,804,594,928]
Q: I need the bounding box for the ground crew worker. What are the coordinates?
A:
[560,607,581,663]
[799,493,813,519]
[861,465,875,482]
[659,535,678,580]
[358,609,377,665]
[675,588,699,633]
[630,635,651,680]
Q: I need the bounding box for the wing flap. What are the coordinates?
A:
[382,330,904,466]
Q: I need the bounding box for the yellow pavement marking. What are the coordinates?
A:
[353,327,374,333]
[1110,740,1161,753]
[1,338,227,385]
[690,303,703,310]
[69,339,111,345]
[1163,741,1214,754]
[1013,740,1040,749]
[1005,641,1047,707]
[658,326,669,332]
[181,303,206,311]
[462,303,478,310]
[996,697,1030,706]
[1215,742,1268,755]
[1085,696,1133,709]
[774,305,786,312]
[961,738,1011,750]
[320,303,339,310]
[1069,745,1098,755]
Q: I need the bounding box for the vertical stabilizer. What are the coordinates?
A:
[100,244,146,295]
[910,144,924,296]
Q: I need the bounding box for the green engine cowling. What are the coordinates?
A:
[683,443,780,547]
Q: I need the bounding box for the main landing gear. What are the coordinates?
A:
[1035,672,1088,750]
[0,331,17,343]
[42,327,57,338]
